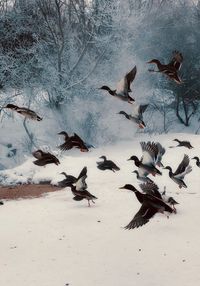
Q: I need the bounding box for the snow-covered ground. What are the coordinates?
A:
[0,133,200,286]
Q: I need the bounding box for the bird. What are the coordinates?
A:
[0,201,4,205]
[117,103,148,128]
[147,50,183,84]
[58,131,89,152]
[68,184,97,207]
[132,170,153,183]
[119,184,174,229]
[32,150,60,166]
[97,156,120,172]
[171,139,193,149]
[162,187,179,213]
[58,167,87,189]
[5,104,42,121]
[128,142,163,177]
[192,156,200,168]
[99,66,137,104]
[163,154,192,188]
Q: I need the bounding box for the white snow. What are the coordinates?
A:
[0,133,200,286]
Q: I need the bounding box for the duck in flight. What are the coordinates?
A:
[58,167,87,189]
[5,104,42,121]
[97,156,120,172]
[58,132,89,152]
[99,66,137,104]
[171,139,193,149]
[117,103,148,129]
[32,150,60,166]
[147,51,183,84]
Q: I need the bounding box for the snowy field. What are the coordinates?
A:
[0,133,200,286]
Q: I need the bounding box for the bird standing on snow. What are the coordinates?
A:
[163,154,192,188]
[58,131,89,152]
[147,50,183,84]
[171,139,193,149]
[128,142,163,177]
[97,156,120,172]
[99,66,137,104]
[5,104,42,121]
[32,150,60,166]
[119,184,174,229]
[117,103,148,129]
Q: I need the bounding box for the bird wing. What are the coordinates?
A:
[116,77,128,96]
[125,66,137,91]
[77,166,87,180]
[168,51,183,71]
[138,104,148,115]
[131,103,140,117]
[139,182,162,199]
[71,133,84,144]
[124,203,157,230]
[32,150,43,159]
[76,175,87,191]
[73,195,84,201]
[58,141,72,151]
[155,142,165,165]
[138,167,149,177]
[140,142,158,166]
[174,154,192,178]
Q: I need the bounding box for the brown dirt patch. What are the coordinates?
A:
[0,184,62,201]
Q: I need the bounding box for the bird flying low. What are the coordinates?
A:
[97,156,120,172]
[147,50,183,84]
[58,131,89,152]
[32,150,60,166]
[5,104,42,121]
[118,103,149,129]
[99,66,137,104]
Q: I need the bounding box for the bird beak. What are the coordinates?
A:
[119,187,125,190]
[139,123,145,129]
[127,158,131,161]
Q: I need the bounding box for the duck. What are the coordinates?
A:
[192,156,200,168]
[5,104,42,121]
[139,182,162,199]
[163,154,192,188]
[97,156,120,172]
[172,139,193,149]
[117,103,148,128]
[128,142,163,177]
[162,187,179,213]
[58,167,87,188]
[68,184,97,207]
[99,66,137,104]
[132,170,153,183]
[0,201,4,205]
[147,50,183,84]
[119,184,174,229]
[32,149,60,166]
[58,131,89,152]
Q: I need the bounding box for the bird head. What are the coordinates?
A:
[127,155,138,162]
[147,59,160,65]
[119,184,137,192]
[58,131,68,137]
[99,155,106,160]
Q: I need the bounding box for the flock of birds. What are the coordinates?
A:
[1,50,197,230]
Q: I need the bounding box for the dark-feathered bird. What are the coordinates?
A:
[32,150,60,166]
[139,182,162,199]
[6,104,42,121]
[119,184,174,229]
[99,66,137,104]
[97,156,120,172]
[0,201,4,205]
[58,167,87,189]
[58,132,89,152]
[192,156,200,168]
[68,184,97,207]
[118,103,148,129]
[163,154,192,188]
[147,50,183,84]
[172,139,193,149]
[128,142,163,177]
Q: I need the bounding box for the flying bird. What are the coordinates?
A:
[163,154,192,188]
[58,167,87,189]
[99,66,137,104]
[97,156,120,172]
[32,150,60,166]
[5,104,42,121]
[147,50,183,84]
[58,132,89,152]
[118,103,148,129]
[119,184,174,229]
[171,139,193,149]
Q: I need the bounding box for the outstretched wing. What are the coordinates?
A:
[116,77,128,96]
[77,166,87,181]
[140,142,158,166]
[126,66,137,91]
[76,175,87,191]
[138,104,148,115]
[174,154,192,179]
[124,203,157,230]
[139,182,162,199]
[169,51,183,71]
